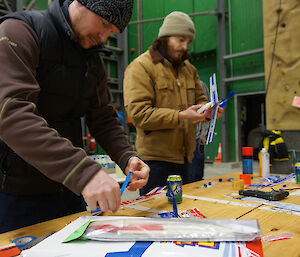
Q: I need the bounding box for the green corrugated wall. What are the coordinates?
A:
[226,0,264,161]
[128,0,218,62]
[128,0,264,162]
[27,0,264,161]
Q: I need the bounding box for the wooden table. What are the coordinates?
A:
[1,171,300,257]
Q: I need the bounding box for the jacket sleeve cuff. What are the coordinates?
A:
[118,151,139,172]
[63,157,102,196]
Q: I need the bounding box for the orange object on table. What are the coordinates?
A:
[240,174,251,185]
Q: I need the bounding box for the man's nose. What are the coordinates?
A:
[99,30,113,43]
[182,42,189,51]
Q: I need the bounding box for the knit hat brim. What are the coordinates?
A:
[77,0,133,32]
[158,11,195,40]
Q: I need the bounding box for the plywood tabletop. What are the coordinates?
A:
[0,171,299,257]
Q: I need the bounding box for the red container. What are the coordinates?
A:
[242,147,253,174]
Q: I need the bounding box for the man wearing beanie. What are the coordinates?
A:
[0,0,149,233]
[124,11,222,195]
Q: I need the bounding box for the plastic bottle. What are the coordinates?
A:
[107,156,115,169]
[260,148,270,177]
[100,155,107,170]
[258,150,263,176]
[242,147,253,174]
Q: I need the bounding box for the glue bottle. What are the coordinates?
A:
[242,147,253,174]
[259,148,270,177]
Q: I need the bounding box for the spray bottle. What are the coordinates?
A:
[259,148,270,177]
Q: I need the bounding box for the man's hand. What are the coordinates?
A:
[204,106,224,120]
[125,156,150,191]
[178,104,224,122]
[178,104,207,121]
[82,170,121,213]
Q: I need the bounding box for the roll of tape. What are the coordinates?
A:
[12,235,37,250]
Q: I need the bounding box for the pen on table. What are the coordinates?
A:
[91,171,133,214]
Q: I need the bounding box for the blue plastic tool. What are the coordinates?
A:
[91,171,132,214]
[197,91,235,114]
[120,171,133,195]
[167,186,179,218]
[219,91,235,108]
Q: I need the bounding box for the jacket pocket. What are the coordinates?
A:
[186,82,196,105]
[155,79,176,108]
[140,128,184,160]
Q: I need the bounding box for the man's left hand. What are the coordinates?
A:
[125,156,150,191]
[204,106,224,120]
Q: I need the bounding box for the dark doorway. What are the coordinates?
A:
[238,93,265,160]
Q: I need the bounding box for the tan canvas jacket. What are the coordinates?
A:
[124,48,208,163]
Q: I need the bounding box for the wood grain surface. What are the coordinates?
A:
[0,171,299,257]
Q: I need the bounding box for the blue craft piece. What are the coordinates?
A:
[219,91,235,108]
[120,172,132,196]
[166,188,179,218]
[105,241,153,256]
[91,172,132,214]
[158,212,176,218]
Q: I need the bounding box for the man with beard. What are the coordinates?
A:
[124,11,222,195]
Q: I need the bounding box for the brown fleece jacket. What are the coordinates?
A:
[0,19,137,195]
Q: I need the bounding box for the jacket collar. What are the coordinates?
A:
[149,46,187,67]
[149,46,164,64]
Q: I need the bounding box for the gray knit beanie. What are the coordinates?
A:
[158,11,195,40]
[77,0,133,32]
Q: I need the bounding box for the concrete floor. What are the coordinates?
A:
[122,161,259,201]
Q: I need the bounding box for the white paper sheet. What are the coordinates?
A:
[22,216,263,257]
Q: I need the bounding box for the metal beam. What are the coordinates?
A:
[102,55,118,62]
[25,0,36,10]
[0,9,9,14]
[224,73,265,83]
[217,0,228,162]
[129,10,219,25]
[16,0,23,11]
[224,48,264,60]
[110,89,123,94]
[107,78,119,85]
[105,45,123,53]
[137,0,143,55]
[2,0,12,12]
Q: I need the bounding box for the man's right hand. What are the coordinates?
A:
[178,104,207,121]
[82,169,121,213]
[178,104,223,122]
